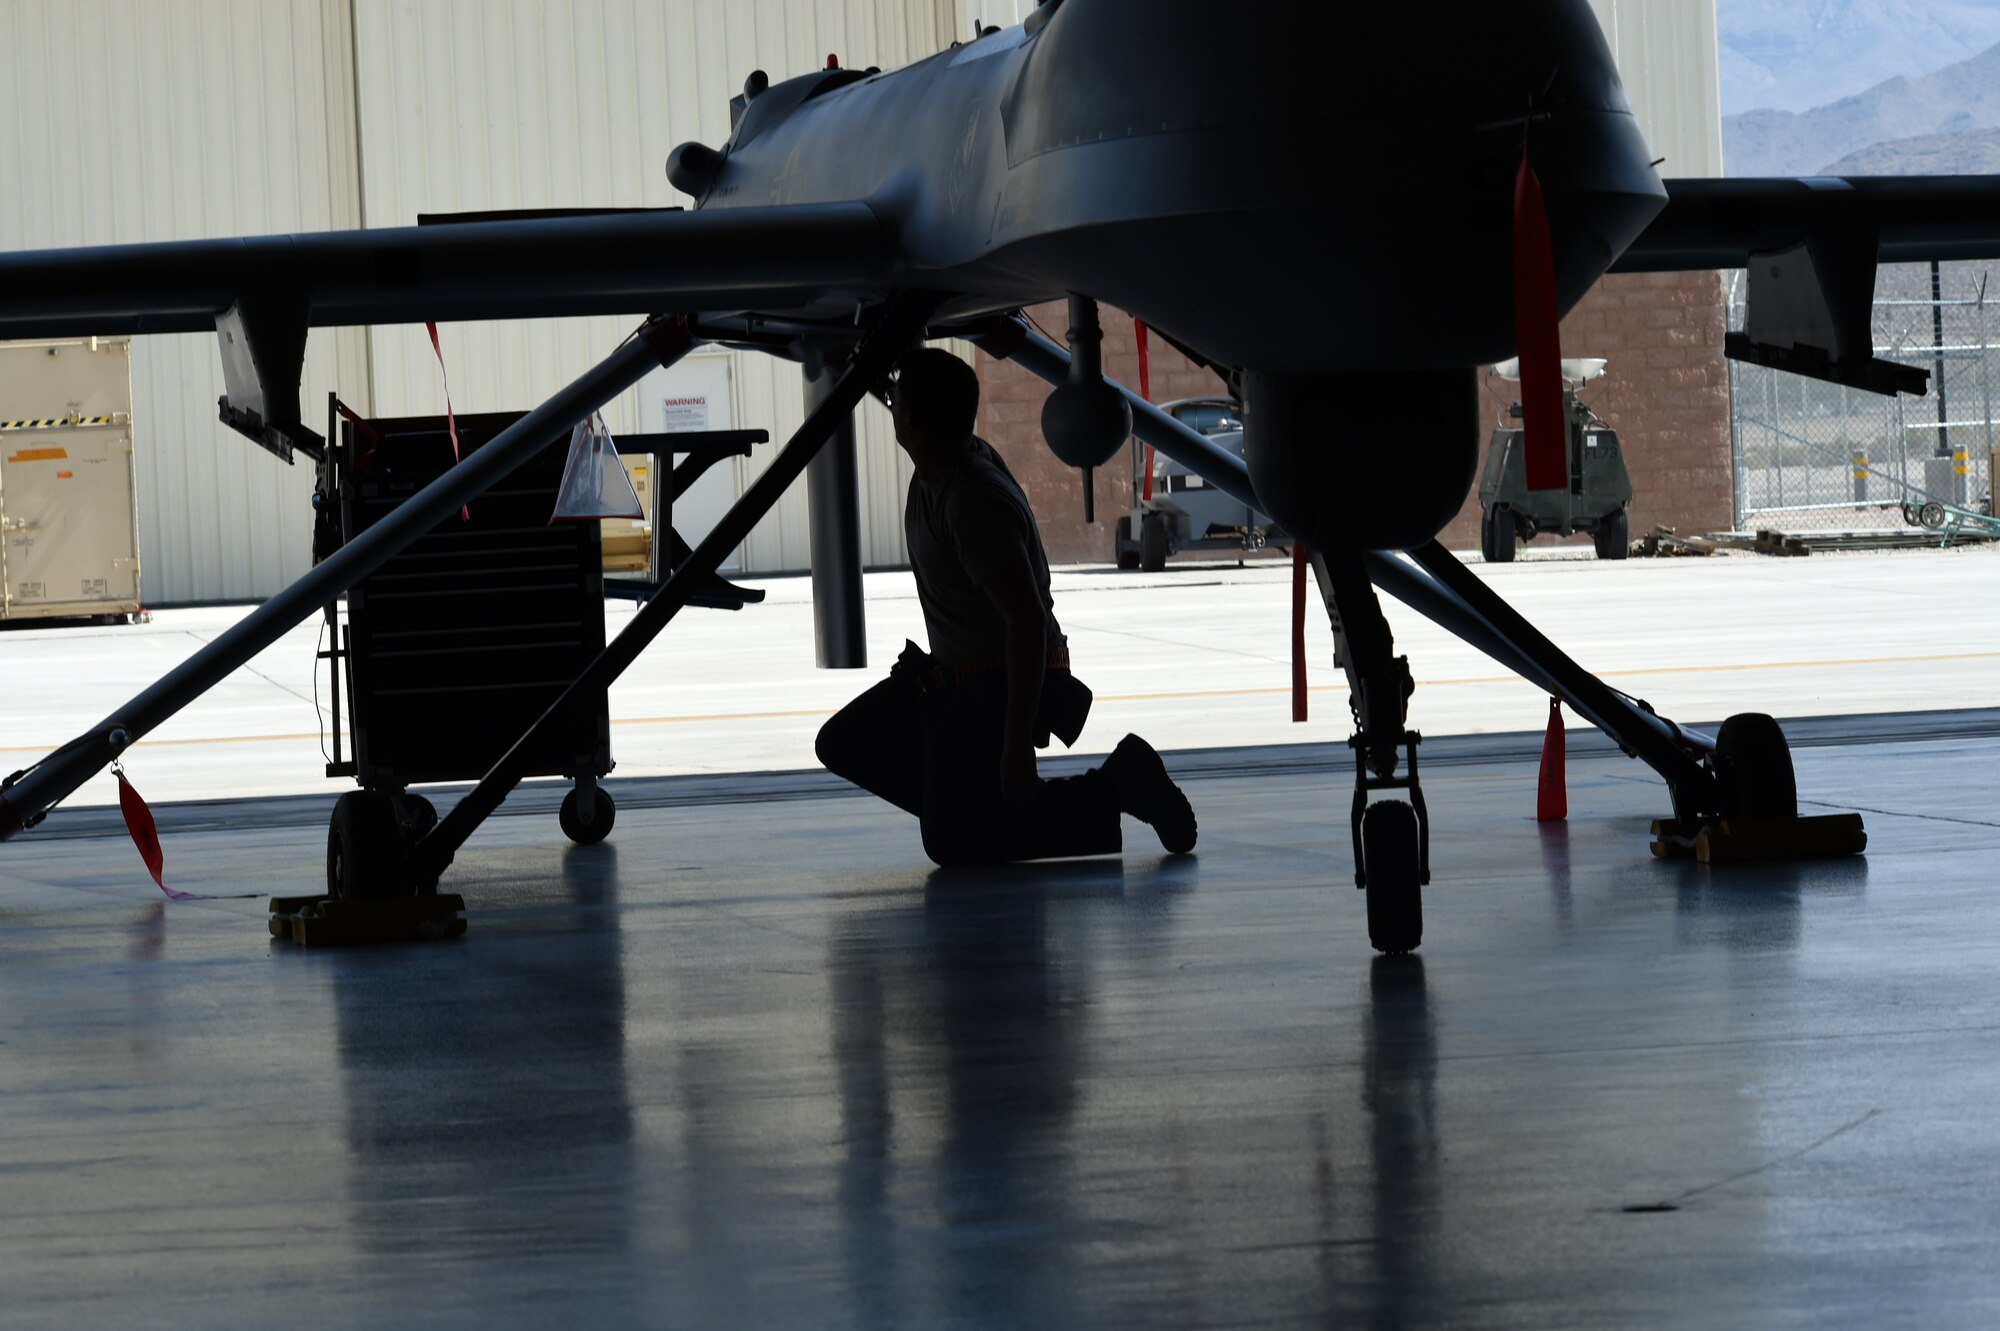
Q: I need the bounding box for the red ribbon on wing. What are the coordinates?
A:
[1513,147,1568,493]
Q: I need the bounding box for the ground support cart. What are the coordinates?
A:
[1114,397,1285,571]
[1478,358,1632,563]
[319,405,616,894]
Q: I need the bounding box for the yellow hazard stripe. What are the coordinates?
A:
[0,415,119,429]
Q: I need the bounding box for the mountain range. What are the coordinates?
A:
[1724,29,2000,175]
[1720,0,2000,116]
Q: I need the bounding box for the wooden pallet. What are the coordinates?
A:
[1634,525,1716,557]
[1703,530,1813,556]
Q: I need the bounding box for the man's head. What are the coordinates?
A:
[888,348,979,462]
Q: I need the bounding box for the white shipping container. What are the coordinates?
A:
[0,337,142,621]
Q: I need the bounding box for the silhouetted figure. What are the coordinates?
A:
[817,348,1195,865]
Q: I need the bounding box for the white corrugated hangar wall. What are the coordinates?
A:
[1,0,1717,603]
[0,0,960,605]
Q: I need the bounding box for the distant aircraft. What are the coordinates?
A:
[1,0,1989,951]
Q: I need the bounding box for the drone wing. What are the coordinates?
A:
[1615,176,2000,272]
[1613,177,2000,394]
[0,203,898,340]
[0,202,902,457]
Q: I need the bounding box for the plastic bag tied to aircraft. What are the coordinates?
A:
[551,411,643,523]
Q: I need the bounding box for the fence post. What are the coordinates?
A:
[1728,271,1746,528]
[1840,382,1854,504]
[1980,274,1994,513]
[1768,355,1782,510]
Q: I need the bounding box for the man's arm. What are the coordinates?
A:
[980,558,1048,804]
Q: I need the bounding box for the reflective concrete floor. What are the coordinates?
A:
[5,729,2000,1328]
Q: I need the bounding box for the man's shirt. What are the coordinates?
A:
[905,435,1063,666]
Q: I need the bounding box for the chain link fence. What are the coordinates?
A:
[1729,261,2000,531]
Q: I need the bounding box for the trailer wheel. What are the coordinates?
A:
[1139,517,1169,572]
[328,791,405,899]
[1920,501,1948,530]
[560,785,616,845]
[1361,800,1423,955]
[1115,516,1140,570]
[1711,713,1797,820]
[1480,504,1516,563]
[1594,508,1630,560]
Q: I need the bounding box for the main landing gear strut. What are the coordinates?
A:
[983,315,1864,956]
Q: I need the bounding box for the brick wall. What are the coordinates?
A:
[974,273,1733,564]
[1436,268,1735,550]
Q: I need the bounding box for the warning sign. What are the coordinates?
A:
[659,394,710,433]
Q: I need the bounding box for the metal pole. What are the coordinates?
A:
[416,292,940,870]
[803,347,868,668]
[1727,270,1745,526]
[1843,383,1862,504]
[1933,260,1951,463]
[0,320,693,840]
[1982,273,1994,512]
[1776,355,1792,509]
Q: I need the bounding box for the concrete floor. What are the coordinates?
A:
[5,731,2000,1328]
[6,548,2000,1326]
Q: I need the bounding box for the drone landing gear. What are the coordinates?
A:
[1649,713,1867,863]
[267,789,462,947]
[1369,544,1866,869]
[326,789,439,898]
[1313,549,1430,954]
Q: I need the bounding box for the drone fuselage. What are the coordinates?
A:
[697,0,1667,375]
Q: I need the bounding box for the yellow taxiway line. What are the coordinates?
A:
[6,648,2000,754]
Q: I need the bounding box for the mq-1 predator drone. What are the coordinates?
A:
[3,0,1994,952]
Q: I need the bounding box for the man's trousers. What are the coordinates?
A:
[816,670,1121,866]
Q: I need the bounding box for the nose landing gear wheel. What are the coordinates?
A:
[1361,799,1423,955]
[560,785,616,845]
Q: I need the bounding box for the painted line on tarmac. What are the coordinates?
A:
[1097,648,2000,701]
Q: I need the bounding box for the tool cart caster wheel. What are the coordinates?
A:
[1115,516,1140,570]
[560,786,616,845]
[329,791,406,900]
[1594,507,1630,560]
[1481,504,1516,563]
[1139,516,1169,572]
[1361,799,1423,955]
[1710,713,1798,820]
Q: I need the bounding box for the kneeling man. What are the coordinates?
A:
[817,348,1196,866]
